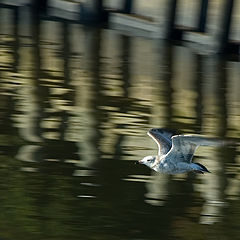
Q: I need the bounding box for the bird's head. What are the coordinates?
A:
[137,156,156,168]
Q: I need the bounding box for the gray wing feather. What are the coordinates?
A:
[147,128,176,155]
[165,135,223,163]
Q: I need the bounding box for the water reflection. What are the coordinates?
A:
[0,5,240,240]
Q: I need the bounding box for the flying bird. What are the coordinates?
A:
[137,128,225,174]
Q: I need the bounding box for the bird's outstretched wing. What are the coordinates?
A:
[147,128,177,156]
[165,135,223,163]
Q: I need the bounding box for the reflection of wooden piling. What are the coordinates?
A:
[195,55,203,133]
[123,0,133,14]
[197,0,208,32]
[121,36,131,98]
[217,60,228,136]
[161,44,174,127]
[165,0,177,40]
[81,0,106,22]
[61,22,71,142]
[95,0,103,19]
[13,6,19,72]
[218,0,234,54]
[31,0,48,15]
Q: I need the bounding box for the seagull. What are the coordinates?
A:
[137,128,224,174]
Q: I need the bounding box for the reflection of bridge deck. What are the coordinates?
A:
[1,0,240,53]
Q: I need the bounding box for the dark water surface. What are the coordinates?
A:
[0,6,240,240]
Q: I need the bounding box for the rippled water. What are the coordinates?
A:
[0,6,240,240]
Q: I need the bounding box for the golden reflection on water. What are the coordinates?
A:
[0,5,240,240]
